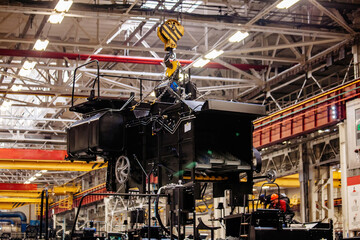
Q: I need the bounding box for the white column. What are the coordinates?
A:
[352,44,360,79]
[104,197,110,233]
[213,197,225,239]
[309,165,317,221]
[339,121,350,237]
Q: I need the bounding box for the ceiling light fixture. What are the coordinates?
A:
[229,31,249,43]
[22,60,36,70]
[41,170,48,173]
[19,61,36,77]
[34,39,49,51]
[1,100,12,110]
[48,12,65,24]
[24,181,30,184]
[94,48,103,54]
[10,85,22,91]
[204,49,224,59]
[35,173,42,177]
[19,69,31,77]
[276,0,300,9]
[193,58,210,68]
[55,0,73,12]
[28,177,36,182]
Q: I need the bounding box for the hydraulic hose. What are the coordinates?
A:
[155,185,179,239]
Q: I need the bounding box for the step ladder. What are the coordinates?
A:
[239,214,251,240]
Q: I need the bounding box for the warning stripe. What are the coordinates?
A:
[98,162,105,168]
[162,24,180,42]
[173,26,183,38]
[161,26,177,43]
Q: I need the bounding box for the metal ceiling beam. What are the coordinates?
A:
[0,115,76,122]
[0,63,255,83]
[226,54,300,63]
[308,0,355,34]
[213,58,263,85]
[269,64,327,93]
[0,4,348,38]
[226,38,345,55]
[83,68,255,83]
[133,22,160,46]
[0,48,267,71]
[242,39,351,100]
[245,0,282,26]
[197,84,255,92]
[123,21,146,45]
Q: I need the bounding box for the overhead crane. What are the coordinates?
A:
[0,184,81,210]
[253,172,342,188]
[0,148,106,171]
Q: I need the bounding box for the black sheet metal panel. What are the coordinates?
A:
[225,213,333,240]
[67,110,125,158]
[201,99,266,116]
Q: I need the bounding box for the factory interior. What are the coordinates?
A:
[0,0,360,239]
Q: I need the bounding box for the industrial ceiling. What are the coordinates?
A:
[0,0,357,185]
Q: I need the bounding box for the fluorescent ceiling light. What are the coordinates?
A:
[94,48,103,54]
[28,177,36,182]
[193,58,210,68]
[276,0,300,9]
[229,31,249,43]
[22,61,36,70]
[35,173,42,177]
[41,170,48,173]
[1,101,11,110]
[48,12,65,24]
[19,69,31,77]
[55,0,73,12]
[204,49,224,59]
[24,181,30,184]
[34,39,49,51]
[142,0,202,13]
[10,85,22,91]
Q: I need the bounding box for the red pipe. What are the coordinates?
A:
[0,48,267,71]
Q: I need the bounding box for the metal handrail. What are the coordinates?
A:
[71,60,100,108]
[70,192,168,239]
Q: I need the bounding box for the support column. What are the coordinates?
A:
[62,216,66,240]
[213,197,225,239]
[352,43,360,79]
[339,121,350,237]
[299,143,310,222]
[308,155,318,222]
[53,214,56,231]
[104,197,110,233]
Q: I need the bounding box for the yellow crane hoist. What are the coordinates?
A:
[157,19,184,78]
[157,19,184,51]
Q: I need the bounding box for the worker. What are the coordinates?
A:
[270,193,288,212]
